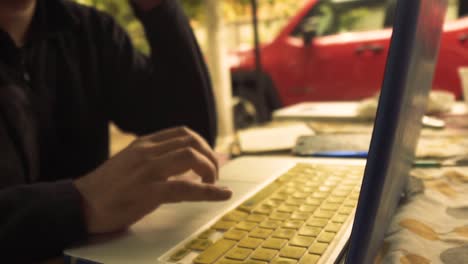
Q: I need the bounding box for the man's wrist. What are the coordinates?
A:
[132,0,164,12]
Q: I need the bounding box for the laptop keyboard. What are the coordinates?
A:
[166,164,363,264]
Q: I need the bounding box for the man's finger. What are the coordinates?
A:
[140,126,186,142]
[141,126,219,172]
[146,147,217,183]
[148,136,219,178]
[154,181,232,203]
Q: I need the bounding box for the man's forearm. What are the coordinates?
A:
[0,181,87,262]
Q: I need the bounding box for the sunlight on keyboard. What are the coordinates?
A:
[166,164,363,264]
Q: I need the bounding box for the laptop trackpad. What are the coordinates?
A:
[65,180,261,264]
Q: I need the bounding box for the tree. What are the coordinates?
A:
[73,0,307,53]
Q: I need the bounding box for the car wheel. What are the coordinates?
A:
[233,92,260,130]
[232,72,283,130]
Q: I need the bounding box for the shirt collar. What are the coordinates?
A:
[34,0,80,38]
[0,0,80,65]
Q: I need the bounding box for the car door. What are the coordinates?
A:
[285,0,392,102]
[433,15,468,98]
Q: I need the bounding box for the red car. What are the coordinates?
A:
[230,0,468,126]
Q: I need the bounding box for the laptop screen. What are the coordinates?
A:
[346,0,448,263]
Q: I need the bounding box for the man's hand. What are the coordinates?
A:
[73,127,231,234]
[132,0,164,12]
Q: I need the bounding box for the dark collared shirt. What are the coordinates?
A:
[0,0,216,261]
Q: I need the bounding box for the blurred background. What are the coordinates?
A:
[73,0,468,153]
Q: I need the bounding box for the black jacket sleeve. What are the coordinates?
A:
[0,84,87,262]
[100,0,218,146]
[0,180,87,262]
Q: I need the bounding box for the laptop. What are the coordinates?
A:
[65,0,447,263]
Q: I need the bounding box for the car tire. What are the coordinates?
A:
[232,72,282,130]
[233,92,260,130]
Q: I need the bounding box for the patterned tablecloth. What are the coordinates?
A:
[305,120,468,263]
[378,168,468,264]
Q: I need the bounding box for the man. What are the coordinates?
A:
[0,0,232,262]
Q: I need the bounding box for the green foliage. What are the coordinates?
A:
[75,0,149,53]
[181,0,204,19]
[73,0,306,52]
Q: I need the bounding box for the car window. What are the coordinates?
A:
[335,4,387,34]
[291,0,387,38]
[292,0,461,39]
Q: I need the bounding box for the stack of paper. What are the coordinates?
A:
[237,123,314,153]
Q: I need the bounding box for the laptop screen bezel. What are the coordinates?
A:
[345,0,448,263]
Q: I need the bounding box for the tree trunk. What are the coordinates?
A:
[205,0,234,141]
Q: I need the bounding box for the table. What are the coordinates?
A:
[232,102,468,263]
[377,167,468,263]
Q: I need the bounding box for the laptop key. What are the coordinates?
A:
[299,253,320,264]
[272,228,296,239]
[298,186,315,194]
[270,212,290,221]
[277,204,298,213]
[213,220,237,231]
[169,248,190,261]
[327,196,345,204]
[290,212,310,221]
[332,190,351,197]
[343,200,358,207]
[313,210,334,219]
[349,193,360,200]
[317,232,335,243]
[270,193,288,201]
[251,248,278,261]
[311,192,328,199]
[238,237,263,249]
[331,214,348,224]
[306,219,328,227]
[239,182,282,213]
[194,239,236,264]
[282,220,304,230]
[289,235,314,248]
[224,230,248,241]
[259,220,282,229]
[199,229,216,239]
[223,211,248,222]
[292,192,309,199]
[254,205,274,215]
[305,198,321,206]
[244,260,268,264]
[264,199,282,207]
[320,203,340,211]
[250,227,273,239]
[271,257,298,264]
[217,259,242,264]
[309,242,328,255]
[262,238,287,250]
[246,214,268,223]
[235,221,257,232]
[324,223,342,233]
[298,226,321,237]
[285,198,305,206]
[186,239,213,251]
[279,245,306,260]
[339,207,353,215]
[226,247,253,261]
